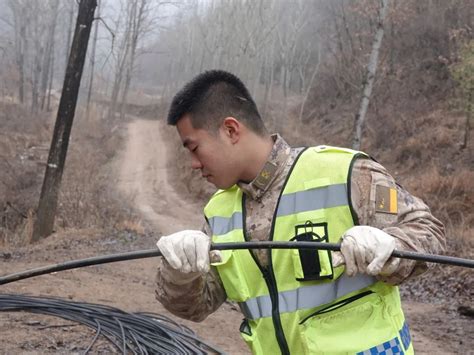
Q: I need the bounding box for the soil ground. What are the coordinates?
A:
[1,118,472,354]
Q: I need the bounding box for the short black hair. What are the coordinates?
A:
[167,70,267,135]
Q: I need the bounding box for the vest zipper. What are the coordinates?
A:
[261,266,290,355]
[240,149,308,355]
[262,148,308,354]
[242,194,290,355]
[299,290,374,324]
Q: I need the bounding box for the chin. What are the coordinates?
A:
[214,181,235,190]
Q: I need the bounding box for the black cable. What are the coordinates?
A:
[83,318,101,354]
[0,294,223,354]
[0,241,472,286]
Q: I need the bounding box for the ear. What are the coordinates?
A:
[220,117,241,144]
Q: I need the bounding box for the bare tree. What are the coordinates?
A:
[107,1,131,120]
[8,0,29,103]
[86,0,101,120]
[119,0,150,120]
[32,0,98,242]
[352,0,390,150]
[46,40,56,111]
[64,0,76,71]
[105,0,163,120]
[5,0,78,108]
[299,43,321,122]
[40,0,60,111]
[30,1,48,113]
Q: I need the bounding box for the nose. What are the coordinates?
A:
[191,155,202,170]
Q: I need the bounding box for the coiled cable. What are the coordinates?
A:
[0,294,224,354]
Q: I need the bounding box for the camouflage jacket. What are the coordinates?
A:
[155,135,446,322]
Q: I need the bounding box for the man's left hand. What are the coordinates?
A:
[332,226,400,276]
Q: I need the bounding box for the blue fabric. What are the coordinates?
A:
[357,337,404,355]
[357,322,411,355]
[399,321,412,350]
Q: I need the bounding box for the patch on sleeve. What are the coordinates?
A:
[375,185,398,214]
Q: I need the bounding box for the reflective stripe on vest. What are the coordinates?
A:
[208,212,243,236]
[239,274,375,321]
[277,183,348,217]
[208,183,348,236]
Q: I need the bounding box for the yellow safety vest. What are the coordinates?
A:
[204,146,414,354]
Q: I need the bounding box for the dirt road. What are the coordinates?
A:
[117,117,203,235]
[0,118,470,354]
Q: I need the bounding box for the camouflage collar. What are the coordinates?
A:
[238,134,291,200]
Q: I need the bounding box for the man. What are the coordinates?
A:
[155,70,445,354]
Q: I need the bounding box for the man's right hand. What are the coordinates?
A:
[157,230,211,274]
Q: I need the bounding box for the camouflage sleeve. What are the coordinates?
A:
[154,221,227,322]
[350,158,446,285]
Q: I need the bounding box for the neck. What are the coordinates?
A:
[240,134,274,183]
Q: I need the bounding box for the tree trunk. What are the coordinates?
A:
[31,10,43,115]
[262,53,270,117]
[299,44,321,122]
[65,1,75,71]
[32,0,97,242]
[9,1,29,105]
[17,19,27,103]
[108,2,134,120]
[120,0,147,120]
[340,0,355,60]
[86,0,101,120]
[352,0,389,150]
[41,0,60,111]
[460,88,472,150]
[18,24,28,103]
[47,40,55,111]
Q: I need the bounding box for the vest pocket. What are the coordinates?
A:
[291,221,333,281]
[211,250,251,301]
[239,319,264,354]
[300,291,400,354]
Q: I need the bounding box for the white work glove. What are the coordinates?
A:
[332,226,400,277]
[157,230,211,274]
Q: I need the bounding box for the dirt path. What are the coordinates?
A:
[117,118,202,234]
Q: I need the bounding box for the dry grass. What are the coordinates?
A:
[415,166,474,229]
[0,102,145,247]
[0,103,51,246]
[115,218,146,235]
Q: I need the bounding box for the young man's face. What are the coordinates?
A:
[176,114,240,189]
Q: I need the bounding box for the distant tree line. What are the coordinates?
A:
[0,0,471,125]
[0,0,165,120]
[139,0,472,125]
